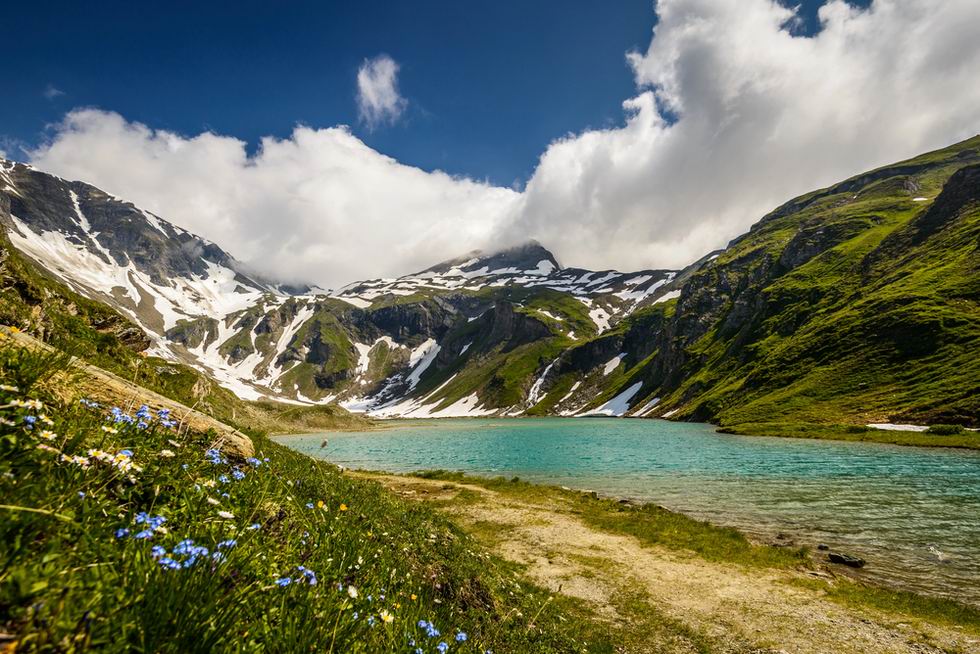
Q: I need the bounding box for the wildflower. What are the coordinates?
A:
[16,399,43,410]
[207,497,220,506]
[36,443,59,453]
[78,491,86,498]
[158,557,181,570]
[79,398,99,408]
[247,523,261,530]
[159,449,176,458]
[455,632,467,642]
[380,610,394,624]
[157,408,172,420]
[135,405,152,420]
[0,384,19,393]
[218,474,230,484]
[437,643,449,653]
[339,503,348,512]
[347,585,359,599]
[39,430,57,441]
[101,425,118,434]
[150,545,166,558]
[316,500,324,509]
[275,577,292,587]
[22,415,36,428]
[306,502,314,509]
[37,414,54,426]
[62,454,91,468]
[231,469,245,481]
[411,594,417,601]
[245,457,262,467]
[217,539,237,549]
[115,528,130,538]
[296,566,317,585]
[217,510,234,519]
[134,529,155,540]
[136,421,148,429]
[205,449,226,465]
[203,479,217,488]
[367,616,376,627]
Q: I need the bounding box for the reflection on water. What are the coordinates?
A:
[277,418,980,605]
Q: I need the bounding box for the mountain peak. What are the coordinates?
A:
[423,240,560,276]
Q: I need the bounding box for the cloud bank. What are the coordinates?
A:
[28,0,980,287]
[356,54,407,128]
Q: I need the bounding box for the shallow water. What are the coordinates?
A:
[278,418,980,605]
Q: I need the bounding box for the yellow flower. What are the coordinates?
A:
[101,426,118,434]
[316,500,325,509]
[339,503,348,512]
[410,594,417,601]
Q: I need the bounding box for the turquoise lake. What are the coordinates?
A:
[277,418,980,605]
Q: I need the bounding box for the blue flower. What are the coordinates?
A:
[133,529,155,540]
[232,469,245,481]
[217,539,237,549]
[119,449,134,457]
[247,523,261,530]
[455,632,467,642]
[150,545,166,558]
[205,448,226,465]
[305,502,314,509]
[158,556,181,570]
[245,457,262,467]
[23,415,36,427]
[275,577,292,587]
[136,420,148,429]
[437,642,448,653]
[115,528,130,538]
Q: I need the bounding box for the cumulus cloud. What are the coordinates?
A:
[29,109,518,287]
[356,54,407,128]
[26,0,980,285]
[508,0,980,271]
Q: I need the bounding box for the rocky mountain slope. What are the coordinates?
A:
[3,135,978,428]
[0,158,682,415]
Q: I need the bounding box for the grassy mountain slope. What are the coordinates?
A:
[633,136,980,434]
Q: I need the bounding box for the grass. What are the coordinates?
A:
[0,341,613,652]
[410,471,809,569]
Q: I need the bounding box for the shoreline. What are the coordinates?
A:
[343,467,980,650]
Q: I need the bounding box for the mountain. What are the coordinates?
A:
[2,135,978,429]
[0,158,680,415]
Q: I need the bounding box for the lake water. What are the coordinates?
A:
[277,417,980,605]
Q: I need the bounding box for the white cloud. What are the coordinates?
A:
[26,0,980,285]
[507,0,980,271]
[43,84,65,100]
[29,109,518,287]
[356,54,407,128]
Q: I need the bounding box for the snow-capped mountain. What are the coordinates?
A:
[1,159,684,416]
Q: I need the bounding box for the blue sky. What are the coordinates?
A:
[12,0,975,288]
[5,0,847,187]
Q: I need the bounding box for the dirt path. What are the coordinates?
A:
[365,473,980,654]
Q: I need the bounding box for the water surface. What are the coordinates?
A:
[278,418,980,605]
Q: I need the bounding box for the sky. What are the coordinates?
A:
[5,0,980,288]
